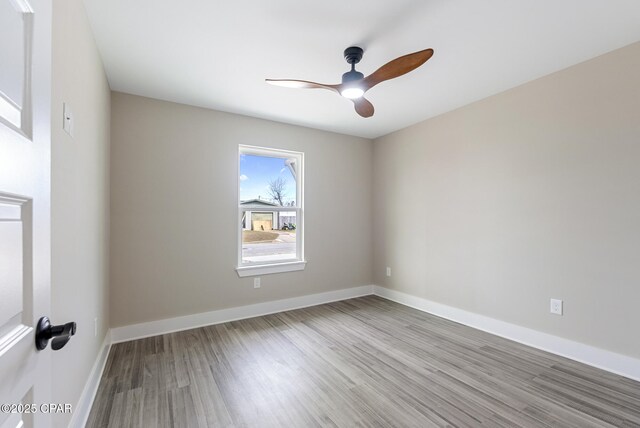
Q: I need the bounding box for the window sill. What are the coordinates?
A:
[236,260,307,277]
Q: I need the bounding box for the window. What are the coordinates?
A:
[236,145,305,276]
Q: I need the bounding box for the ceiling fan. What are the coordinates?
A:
[266,46,434,118]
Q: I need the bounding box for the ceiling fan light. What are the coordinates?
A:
[341,87,364,99]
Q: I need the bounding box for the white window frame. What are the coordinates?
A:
[236,145,305,277]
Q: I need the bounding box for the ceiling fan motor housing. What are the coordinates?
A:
[342,70,364,84]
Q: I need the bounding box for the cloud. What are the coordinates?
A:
[239,174,248,181]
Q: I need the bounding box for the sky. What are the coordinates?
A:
[240,154,296,204]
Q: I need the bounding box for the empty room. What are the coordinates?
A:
[1,0,640,427]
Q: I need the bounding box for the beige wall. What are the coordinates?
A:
[109,93,372,327]
[373,42,640,358]
[51,0,110,426]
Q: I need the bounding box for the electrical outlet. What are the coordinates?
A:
[94,317,98,337]
[550,298,563,315]
[254,277,261,289]
[386,267,391,277]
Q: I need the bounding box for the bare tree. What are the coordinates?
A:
[267,177,287,206]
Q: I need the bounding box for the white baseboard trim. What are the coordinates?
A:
[111,285,375,344]
[373,285,640,382]
[105,283,640,382]
[68,330,112,428]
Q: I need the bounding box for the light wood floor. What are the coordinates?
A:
[87,296,640,427]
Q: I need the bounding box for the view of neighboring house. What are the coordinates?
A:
[240,198,296,230]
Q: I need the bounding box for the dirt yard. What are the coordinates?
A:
[242,230,279,243]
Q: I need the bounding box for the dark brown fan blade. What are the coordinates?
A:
[265,79,340,93]
[362,48,434,91]
[352,97,374,118]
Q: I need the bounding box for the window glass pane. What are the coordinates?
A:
[240,154,297,207]
[241,211,297,263]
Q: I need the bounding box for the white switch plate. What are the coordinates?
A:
[386,267,391,277]
[254,277,261,289]
[550,298,563,315]
[94,317,98,337]
[63,102,74,137]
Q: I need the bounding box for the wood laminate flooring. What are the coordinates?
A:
[87,296,640,427]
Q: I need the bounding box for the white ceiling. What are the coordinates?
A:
[82,0,640,139]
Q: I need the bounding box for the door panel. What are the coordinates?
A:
[0,0,33,136]
[0,0,51,426]
[0,0,26,110]
[0,197,27,341]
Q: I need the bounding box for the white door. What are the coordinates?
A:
[0,0,52,427]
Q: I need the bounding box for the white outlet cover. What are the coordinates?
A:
[254,277,261,288]
[550,298,563,315]
[386,267,391,277]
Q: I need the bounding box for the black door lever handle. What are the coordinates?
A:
[35,317,77,351]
